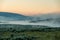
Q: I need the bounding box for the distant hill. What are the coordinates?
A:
[30,13,60,23]
[0,12,60,27]
[0,12,31,21]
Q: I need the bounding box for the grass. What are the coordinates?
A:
[0,24,60,40]
[0,31,60,40]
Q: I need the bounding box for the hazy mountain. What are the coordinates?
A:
[30,13,60,23]
[0,12,32,21]
[0,12,60,27]
[0,12,60,23]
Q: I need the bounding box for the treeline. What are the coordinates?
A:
[0,26,60,32]
[0,24,60,32]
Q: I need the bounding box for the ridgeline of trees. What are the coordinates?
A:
[0,24,60,32]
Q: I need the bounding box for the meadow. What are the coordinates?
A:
[0,24,60,40]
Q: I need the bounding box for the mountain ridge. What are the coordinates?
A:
[0,12,31,21]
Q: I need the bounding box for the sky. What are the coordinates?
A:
[0,0,60,15]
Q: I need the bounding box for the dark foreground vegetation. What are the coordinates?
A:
[0,24,60,40]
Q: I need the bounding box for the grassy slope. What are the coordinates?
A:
[0,24,60,40]
[0,31,60,40]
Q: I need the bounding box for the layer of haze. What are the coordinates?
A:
[0,0,60,15]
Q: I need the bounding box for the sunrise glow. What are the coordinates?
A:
[0,0,60,15]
